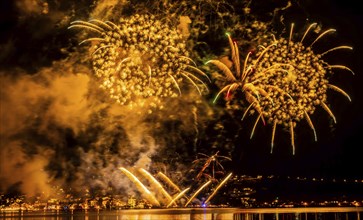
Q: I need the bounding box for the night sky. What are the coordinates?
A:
[1,0,363,198]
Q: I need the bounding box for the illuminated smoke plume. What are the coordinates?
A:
[0,2,258,200]
[0,0,216,199]
[0,55,205,198]
[0,64,93,197]
[0,58,205,198]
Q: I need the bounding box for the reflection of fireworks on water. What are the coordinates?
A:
[204,172,232,205]
[68,14,209,107]
[209,23,353,155]
[192,151,231,180]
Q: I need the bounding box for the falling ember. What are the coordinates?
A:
[166,187,191,208]
[184,180,212,207]
[204,173,232,205]
[119,167,160,207]
[138,168,174,205]
[157,172,182,193]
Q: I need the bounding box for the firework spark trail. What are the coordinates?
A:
[166,187,191,208]
[157,172,181,193]
[184,180,212,207]
[138,168,174,205]
[119,167,160,207]
[192,106,199,152]
[204,172,232,205]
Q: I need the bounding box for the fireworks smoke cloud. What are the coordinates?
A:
[0,0,212,198]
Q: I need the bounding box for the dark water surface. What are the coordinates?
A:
[1,207,362,220]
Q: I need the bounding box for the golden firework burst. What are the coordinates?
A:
[69,14,209,107]
[208,23,353,155]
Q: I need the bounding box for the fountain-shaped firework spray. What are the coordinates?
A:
[138,168,174,205]
[184,180,212,207]
[119,167,160,206]
[166,187,191,208]
[157,171,182,192]
[204,173,232,205]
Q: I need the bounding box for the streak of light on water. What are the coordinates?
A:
[1,207,362,220]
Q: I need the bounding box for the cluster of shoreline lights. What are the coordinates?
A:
[119,167,232,208]
[1,173,363,211]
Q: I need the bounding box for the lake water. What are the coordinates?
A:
[1,207,362,220]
